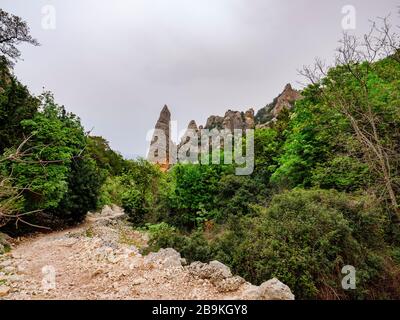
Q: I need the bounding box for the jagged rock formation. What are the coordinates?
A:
[147,84,300,167]
[205,115,224,130]
[147,105,176,171]
[205,108,255,131]
[177,120,200,157]
[148,106,255,167]
[255,83,302,128]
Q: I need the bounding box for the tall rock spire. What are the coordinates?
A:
[147,105,172,171]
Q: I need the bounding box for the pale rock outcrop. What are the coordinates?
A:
[187,260,294,299]
[258,278,295,300]
[178,120,200,150]
[0,285,11,297]
[241,278,295,300]
[255,83,302,128]
[147,105,176,171]
[271,83,302,117]
[205,108,255,131]
[188,261,245,293]
[144,248,185,268]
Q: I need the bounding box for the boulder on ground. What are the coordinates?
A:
[144,248,183,268]
[0,285,10,297]
[215,276,246,293]
[259,278,295,300]
[188,260,232,283]
[240,278,295,300]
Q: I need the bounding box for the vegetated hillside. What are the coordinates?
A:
[127,26,400,299]
[1,8,400,300]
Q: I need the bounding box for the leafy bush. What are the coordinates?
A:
[144,222,213,262]
[52,155,106,223]
[120,159,163,225]
[98,176,125,207]
[0,61,39,154]
[2,93,87,212]
[213,189,396,299]
[214,175,268,220]
[86,136,127,176]
[167,163,232,228]
[311,156,371,192]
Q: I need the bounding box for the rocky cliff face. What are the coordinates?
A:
[271,83,302,117]
[205,108,255,131]
[255,83,302,127]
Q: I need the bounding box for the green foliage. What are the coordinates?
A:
[87,136,127,176]
[98,176,125,207]
[271,90,351,188]
[52,155,106,223]
[0,82,111,228]
[120,159,163,225]
[214,189,394,299]
[0,61,39,154]
[3,92,86,212]
[167,163,232,228]
[144,222,213,262]
[214,175,267,220]
[311,156,371,192]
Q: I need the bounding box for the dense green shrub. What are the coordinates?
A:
[52,155,106,223]
[0,86,110,228]
[167,163,233,228]
[98,176,125,207]
[120,159,163,225]
[214,189,396,299]
[311,156,371,192]
[87,136,127,176]
[144,222,213,262]
[4,92,87,212]
[214,175,267,220]
[149,189,399,299]
[0,61,39,154]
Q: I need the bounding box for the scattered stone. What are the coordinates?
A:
[6,275,24,282]
[241,285,261,300]
[144,248,183,268]
[0,260,12,268]
[0,285,10,297]
[1,207,294,300]
[132,277,145,286]
[215,276,246,293]
[259,278,295,300]
[3,266,15,273]
[209,261,232,280]
[188,261,232,283]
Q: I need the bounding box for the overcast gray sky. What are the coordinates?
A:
[1,0,399,158]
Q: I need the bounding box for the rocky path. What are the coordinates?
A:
[0,206,294,300]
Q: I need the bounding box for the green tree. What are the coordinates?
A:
[121,159,163,224]
[168,163,232,228]
[86,136,127,176]
[0,60,39,154]
[1,93,91,224]
[53,155,106,223]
